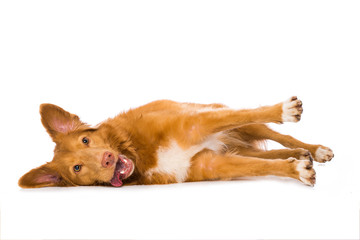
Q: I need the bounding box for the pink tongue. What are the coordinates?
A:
[110,171,123,187]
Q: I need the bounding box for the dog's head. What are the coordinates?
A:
[19,104,136,188]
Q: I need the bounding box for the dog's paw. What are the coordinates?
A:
[295,148,314,161]
[294,159,316,186]
[282,96,303,123]
[315,146,334,163]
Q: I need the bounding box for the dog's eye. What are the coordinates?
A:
[82,137,90,145]
[73,165,82,172]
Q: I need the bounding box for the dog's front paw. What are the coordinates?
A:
[282,96,303,123]
[315,146,334,163]
[293,159,316,186]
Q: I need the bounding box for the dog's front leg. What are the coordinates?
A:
[182,97,303,144]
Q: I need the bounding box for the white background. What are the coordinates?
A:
[0,0,359,239]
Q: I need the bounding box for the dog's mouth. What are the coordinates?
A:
[109,155,135,187]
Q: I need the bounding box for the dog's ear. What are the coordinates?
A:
[18,163,69,188]
[40,104,84,141]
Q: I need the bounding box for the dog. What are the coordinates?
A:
[19,97,334,188]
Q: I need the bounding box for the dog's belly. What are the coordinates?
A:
[146,133,225,182]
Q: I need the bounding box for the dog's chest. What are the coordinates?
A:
[146,133,224,182]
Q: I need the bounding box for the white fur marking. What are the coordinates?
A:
[296,160,314,186]
[147,133,225,182]
[282,97,300,122]
[196,107,227,113]
[315,147,334,162]
[180,103,227,115]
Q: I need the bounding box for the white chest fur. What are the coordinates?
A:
[146,133,224,182]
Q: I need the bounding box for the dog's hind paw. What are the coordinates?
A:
[294,159,316,186]
[315,146,334,163]
[282,96,303,123]
[296,149,314,161]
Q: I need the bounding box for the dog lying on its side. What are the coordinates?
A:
[19,97,334,188]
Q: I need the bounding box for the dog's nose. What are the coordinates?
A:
[102,152,115,168]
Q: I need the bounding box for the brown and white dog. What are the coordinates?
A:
[19,97,334,188]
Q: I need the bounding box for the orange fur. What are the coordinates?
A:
[19,97,333,188]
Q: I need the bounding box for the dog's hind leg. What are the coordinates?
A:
[233,124,334,163]
[187,150,316,186]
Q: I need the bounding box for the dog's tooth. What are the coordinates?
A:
[120,170,125,174]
